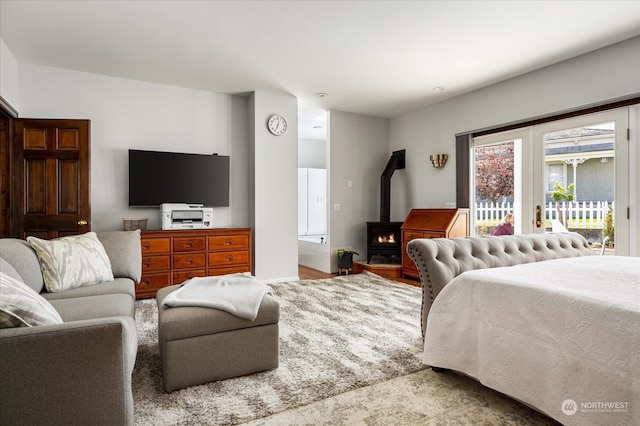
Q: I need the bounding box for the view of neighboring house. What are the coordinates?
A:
[545,126,614,203]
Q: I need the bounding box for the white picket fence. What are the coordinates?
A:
[476,201,613,229]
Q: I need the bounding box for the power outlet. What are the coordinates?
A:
[445,202,456,208]
[334,203,342,212]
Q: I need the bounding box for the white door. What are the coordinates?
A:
[532,108,629,254]
[307,168,327,235]
[298,168,309,235]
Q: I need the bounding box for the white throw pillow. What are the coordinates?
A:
[27,232,114,293]
[0,272,64,328]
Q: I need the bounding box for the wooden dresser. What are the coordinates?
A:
[136,228,252,299]
[401,209,469,279]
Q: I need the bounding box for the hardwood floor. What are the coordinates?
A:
[297,265,420,287]
[298,265,333,280]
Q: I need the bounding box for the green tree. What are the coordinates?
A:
[603,206,614,246]
[551,182,575,227]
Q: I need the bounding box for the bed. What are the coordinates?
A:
[407,233,639,426]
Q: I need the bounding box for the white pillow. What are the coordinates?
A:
[0,272,64,328]
[27,232,114,293]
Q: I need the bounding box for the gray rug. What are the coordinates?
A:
[133,271,425,425]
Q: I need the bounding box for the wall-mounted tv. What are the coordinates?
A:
[128,149,230,207]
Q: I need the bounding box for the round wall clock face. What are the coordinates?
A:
[267,114,287,136]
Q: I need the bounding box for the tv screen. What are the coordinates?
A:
[128,149,230,207]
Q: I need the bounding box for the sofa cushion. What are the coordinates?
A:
[0,257,23,282]
[0,239,44,293]
[42,277,135,301]
[27,232,114,293]
[97,230,142,282]
[0,272,64,328]
[50,294,136,321]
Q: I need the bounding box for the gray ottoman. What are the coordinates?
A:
[156,284,280,392]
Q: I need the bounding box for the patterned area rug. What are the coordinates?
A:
[133,271,425,425]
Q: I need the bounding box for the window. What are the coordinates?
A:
[547,163,565,191]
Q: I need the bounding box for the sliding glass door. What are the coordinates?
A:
[473,108,629,254]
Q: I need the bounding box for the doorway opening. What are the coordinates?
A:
[297,105,330,272]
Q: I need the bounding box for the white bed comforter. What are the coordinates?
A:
[424,256,639,426]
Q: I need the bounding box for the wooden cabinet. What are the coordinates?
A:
[401,209,469,279]
[136,228,252,299]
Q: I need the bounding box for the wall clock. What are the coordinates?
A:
[267,114,287,136]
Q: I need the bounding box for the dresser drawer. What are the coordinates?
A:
[173,253,206,269]
[402,253,417,272]
[138,272,171,298]
[174,269,206,284]
[142,255,171,272]
[402,231,423,242]
[173,237,206,252]
[208,266,250,276]
[209,250,250,266]
[208,235,249,250]
[141,238,171,254]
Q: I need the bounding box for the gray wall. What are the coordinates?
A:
[390,36,640,254]
[250,91,299,282]
[391,36,640,216]
[328,110,390,270]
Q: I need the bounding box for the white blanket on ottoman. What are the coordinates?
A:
[161,273,272,320]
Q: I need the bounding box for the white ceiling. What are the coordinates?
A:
[1,1,639,140]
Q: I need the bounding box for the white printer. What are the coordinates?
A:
[160,203,214,230]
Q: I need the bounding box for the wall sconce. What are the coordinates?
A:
[430,154,448,168]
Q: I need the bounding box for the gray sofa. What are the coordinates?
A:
[406,232,594,337]
[0,230,142,426]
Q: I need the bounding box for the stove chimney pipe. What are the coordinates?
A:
[380,149,405,222]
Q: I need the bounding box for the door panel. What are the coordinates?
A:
[533,109,628,254]
[12,119,90,239]
[59,160,80,214]
[472,128,531,235]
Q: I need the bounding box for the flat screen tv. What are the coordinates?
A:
[128,149,230,207]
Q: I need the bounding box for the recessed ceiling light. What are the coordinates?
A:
[432,86,446,92]
[314,92,328,98]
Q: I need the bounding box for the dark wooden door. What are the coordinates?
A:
[11,119,90,239]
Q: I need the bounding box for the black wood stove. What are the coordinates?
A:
[366,149,405,263]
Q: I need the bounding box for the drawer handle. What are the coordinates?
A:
[143,261,150,268]
[185,240,194,248]
[224,239,233,246]
[225,254,234,263]
[185,257,194,265]
[142,242,151,250]
[142,279,150,285]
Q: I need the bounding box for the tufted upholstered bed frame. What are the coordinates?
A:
[406,232,594,337]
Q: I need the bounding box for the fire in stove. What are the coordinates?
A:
[366,221,402,263]
[377,233,396,244]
